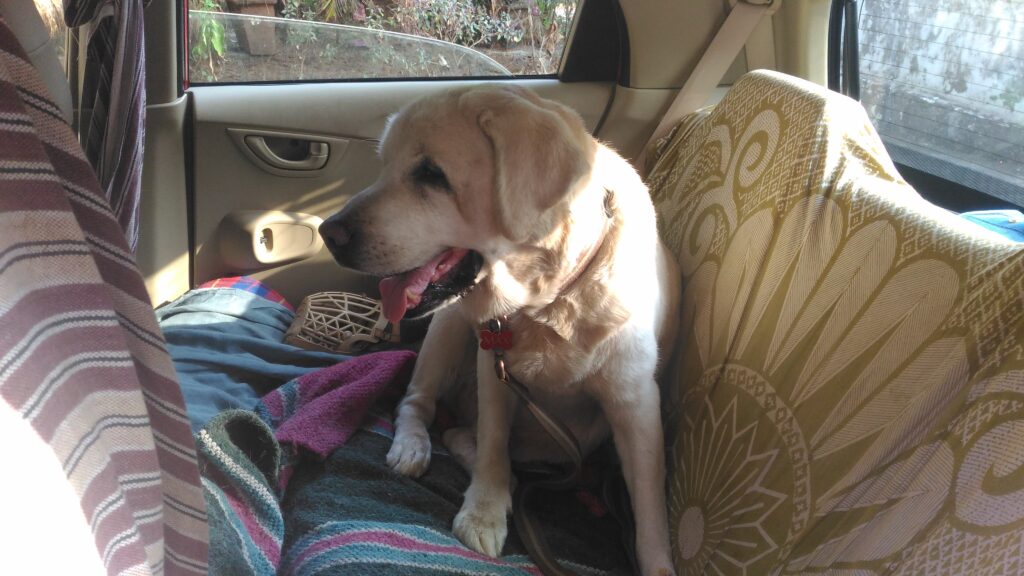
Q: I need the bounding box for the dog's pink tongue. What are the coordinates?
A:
[378,249,468,324]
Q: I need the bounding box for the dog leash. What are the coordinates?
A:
[475,189,632,575]
[480,317,585,576]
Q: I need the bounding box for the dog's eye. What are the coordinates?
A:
[412,158,451,192]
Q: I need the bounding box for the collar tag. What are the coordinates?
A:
[479,328,514,351]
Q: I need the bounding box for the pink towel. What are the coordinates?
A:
[260,350,416,460]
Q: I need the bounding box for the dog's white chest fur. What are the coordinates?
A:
[500,318,598,393]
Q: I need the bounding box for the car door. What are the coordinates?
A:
[137,0,766,306]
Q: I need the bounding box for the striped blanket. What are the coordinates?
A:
[0,17,207,575]
[198,351,631,575]
[198,350,416,574]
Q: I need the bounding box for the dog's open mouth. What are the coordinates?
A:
[378,248,483,323]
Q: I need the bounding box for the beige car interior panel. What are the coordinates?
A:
[217,210,324,271]
[619,0,728,89]
[597,81,737,162]
[744,9,778,72]
[597,86,679,161]
[600,0,755,162]
[132,0,192,306]
[144,0,180,104]
[138,97,192,306]
[193,79,612,142]
[776,0,831,85]
[190,79,613,304]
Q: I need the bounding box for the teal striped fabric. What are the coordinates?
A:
[199,352,628,575]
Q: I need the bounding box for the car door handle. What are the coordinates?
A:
[244,135,329,171]
[227,128,349,178]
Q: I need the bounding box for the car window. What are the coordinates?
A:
[187,0,580,84]
[855,0,1024,207]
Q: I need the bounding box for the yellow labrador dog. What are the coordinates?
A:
[319,85,680,576]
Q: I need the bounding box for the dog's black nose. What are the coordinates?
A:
[319,219,351,250]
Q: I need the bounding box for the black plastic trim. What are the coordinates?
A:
[827,0,843,92]
[895,161,1019,213]
[828,0,860,98]
[561,0,625,83]
[613,0,629,86]
[183,91,197,288]
[886,139,1023,211]
[177,0,186,95]
[841,0,860,99]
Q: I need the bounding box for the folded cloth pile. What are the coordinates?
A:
[157,286,348,431]
[198,350,632,575]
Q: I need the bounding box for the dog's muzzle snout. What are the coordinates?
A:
[319,217,353,261]
[319,219,350,246]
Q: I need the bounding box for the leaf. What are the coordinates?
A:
[193,26,210,58]
[211,23,226,56]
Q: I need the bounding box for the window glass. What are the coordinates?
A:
[858,0,1024,206]
[187,0,579,83]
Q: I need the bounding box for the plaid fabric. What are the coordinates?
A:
[64,0,147,253]
[198,276,295,311]
[0,17,208,576]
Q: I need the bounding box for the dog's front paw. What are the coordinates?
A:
[453,498,509,557]
[387,428,432,477]
[638,544,677,576]
[644,566,677,576]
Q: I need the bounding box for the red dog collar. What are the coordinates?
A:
[479,316,514,351]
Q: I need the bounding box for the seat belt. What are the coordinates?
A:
[637,0,781,171]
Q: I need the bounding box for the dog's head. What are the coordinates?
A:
[319,85,597,323]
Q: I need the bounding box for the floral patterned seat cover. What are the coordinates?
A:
[647,70,1024,575]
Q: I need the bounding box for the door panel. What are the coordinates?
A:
[139,96,191,306]
[190,79,614,304]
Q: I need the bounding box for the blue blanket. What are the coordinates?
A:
[156,287,348,431]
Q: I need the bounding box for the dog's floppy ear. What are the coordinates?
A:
[473,87,595,242]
